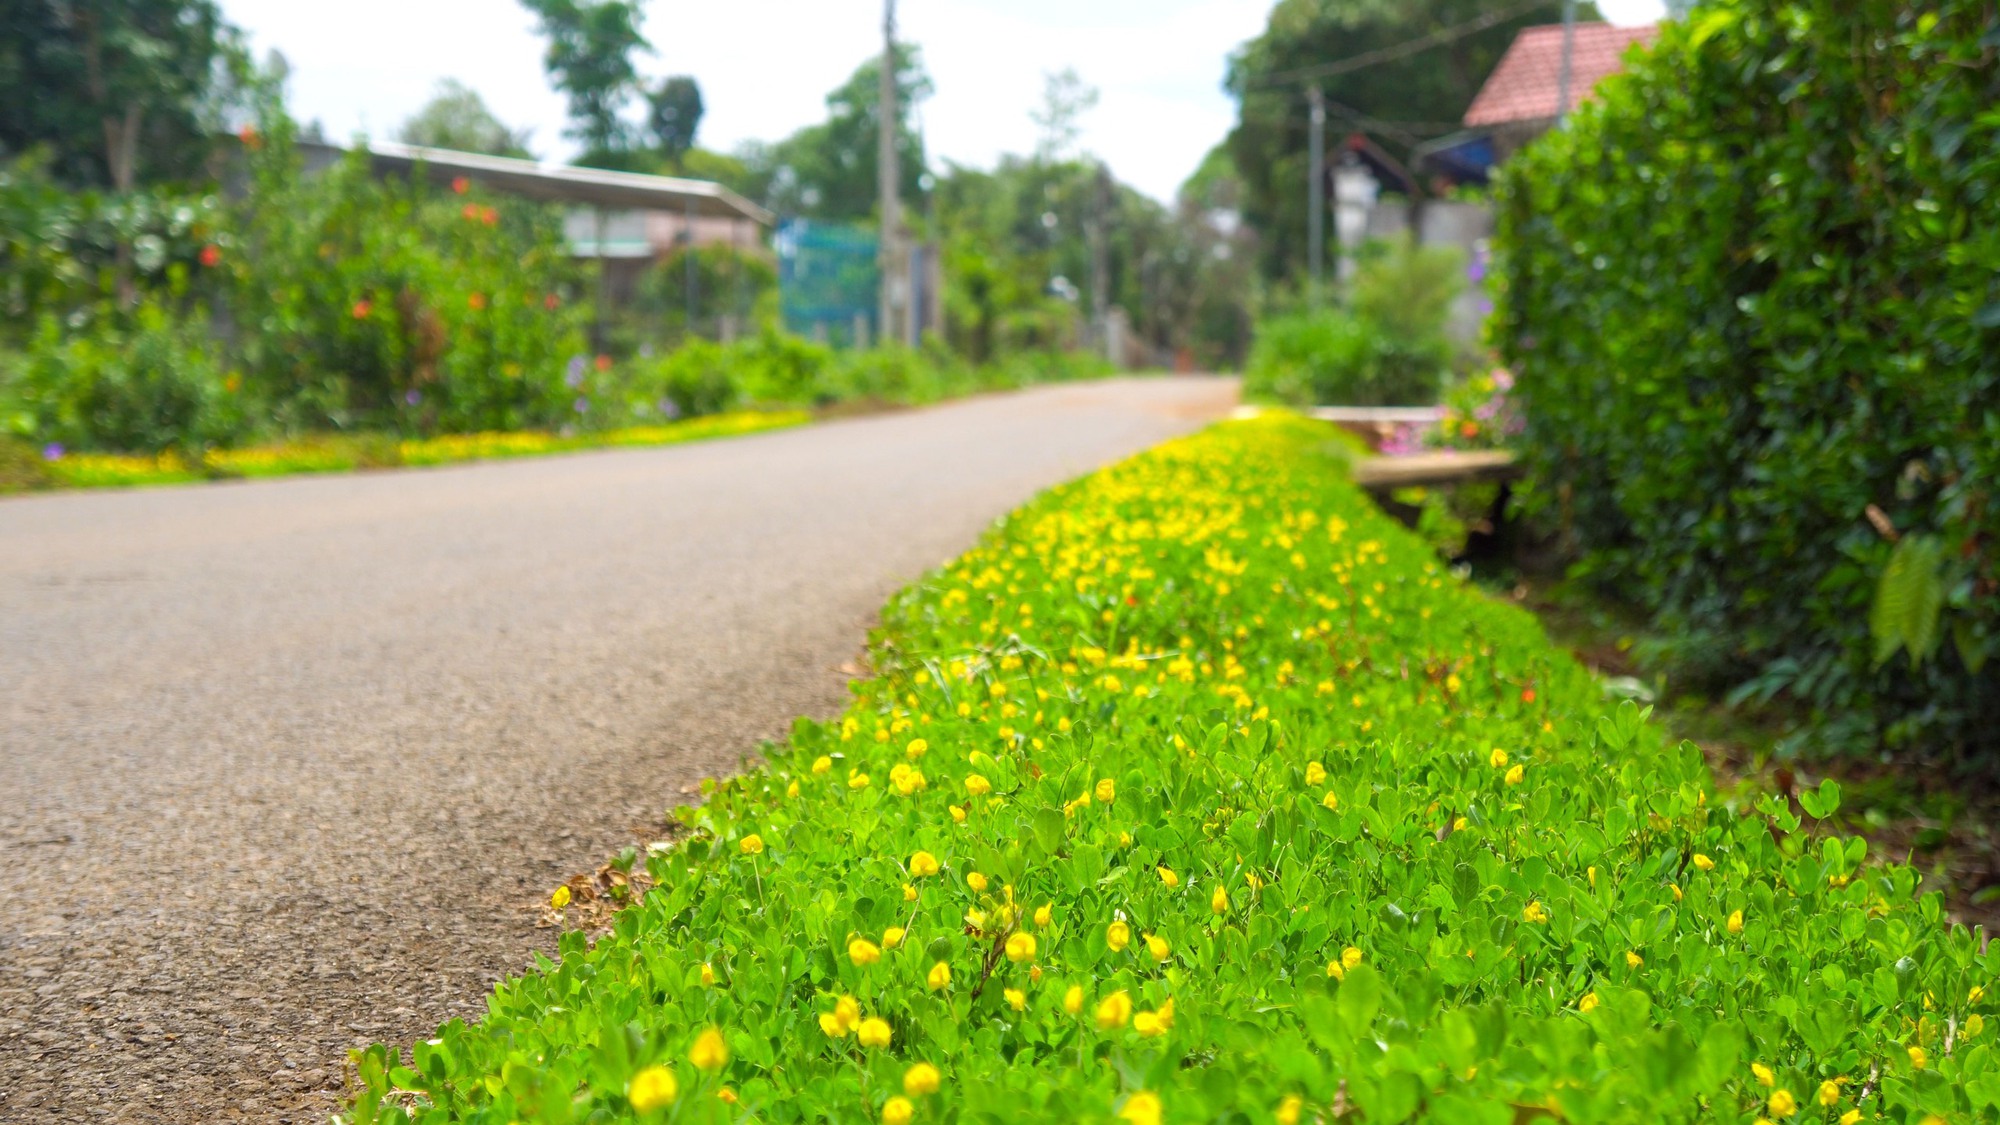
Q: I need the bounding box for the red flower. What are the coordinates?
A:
[352,300,373,319]
[1521,688,1536,704]
[462,203,481,221]
[544,293,560,310]
[594,354,612,372]
[467,292,487,310]
[452,177,471,194]
[480,206,498,226]
[237,125,262,150]
[198,244,222,268]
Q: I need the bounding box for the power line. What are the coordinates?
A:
[1250,0,1559,89]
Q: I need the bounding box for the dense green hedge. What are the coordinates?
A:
[353,415,1993,1124]
[1494,1,2000,757]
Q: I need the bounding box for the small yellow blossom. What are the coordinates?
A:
[903,882,919,902]
[1006,932,1037,962]
[1504,763,1525,786]
[550,885,571,910]
[1579,992,1599,1013]
[968,871,989,893]
[1119,1090,1162,1125]
[1064,984,1085,1014]
[857,1017,892,1048]
[627,1064,678,1111]
[787,780,800,798]
[1908,1045,1927,1070]
[1839,1113,1862,1125]
[699,963,716,987]
[909,850,940,877]
[950,805,967,823]
[1523,900,1549,924]
[1096,778,1116,803]
[1211,885,1229,914]
[903,1062,941,1096]
[883,926,906,948]
[848,771,870,790]
[834,995,861,1031]
[906,738,928,759]
[965,774,992,797]
[1490,748,1509,768]
[1322,791,1340,810]
[1096,990,1133,1029]
[1157,866,1179,888]
[1972,984,1987,1003]
[1005,987,1026,1011]
[1305,762,1326,785]
[1692,854,1715,871]
[688,1028,728,1071]
[1626,951,1643,969]
[1341,946,1363,969]
[1035,903,1054,928]
[1145,933,1171,962]
[849,938,882,966]
[1752,1063,1775,1087]
[812,755,832,774]
[927,961,952,990]
[1108,921,1131,951]
[1277,1094,1304,1125]
[1727,909,1744,935]
[739,834,764,855]
[882,1095,914,1125]
[1817,1081,1840,1107]
[818,1011,846,1037]
[717,1087,737,1104]
[1767,1089,1797,1117]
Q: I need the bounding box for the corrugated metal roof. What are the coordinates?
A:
[1462,23,1658,127]
[300,139,774,226]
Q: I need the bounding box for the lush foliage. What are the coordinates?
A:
[1244,241,1464,407]
[397,80,535,158]
[353,414,1992,1124]
[1493,0,2000,758]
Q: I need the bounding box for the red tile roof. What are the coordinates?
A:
[1462,22,1658,127]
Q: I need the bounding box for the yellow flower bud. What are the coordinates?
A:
[1095,778,1116,803]
[1752,1063,1775,1087]
[688,1027,728,1071]
[1035,903,1054,928]
[927,961,951,990]
[903,1062,941,1096]
[1119,1090,1162,1125]
[1908,1045,1927,1070]
[1817,1081,1840,1107]
[628,1064,678,1111]
[1727,909,1744,935]
[1157,866,1179,888]
[857,1016,892,1048]
[699,963,716,987]
[1277,1095,1304,1125]
[1063,984,1085,1014]
[550,885,571,910]
[965,773,991,796]
[1211,885,1229,914]
[1579,991,1598,1013]
[882,1095,913,1125]
[1489,748,1509,768]
[1305,762,1326,785]
[967,871,989,892]
[1767,1089,1797,1117]
[1096,990,1132,1029]
[1692,853,1715,871]
[1504,763,1525,786]
[849,938,882,966]
[1005,987,1026,1011]
[1145,933,1171,962]
[812,755,832,774]
[1108,920,1131,951]
[906,738,928,759]
[883,926,905,949]
[1006,932,1036,962]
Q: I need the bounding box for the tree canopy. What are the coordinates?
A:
[0,0,251,189]
[396,79,533,158]
[646,76,703,166]
[519,0,648,163]
[738,44,931,221]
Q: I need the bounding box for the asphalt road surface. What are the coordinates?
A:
[0,377,1237,1122]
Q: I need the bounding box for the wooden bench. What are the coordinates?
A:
[1350,449,1521,492]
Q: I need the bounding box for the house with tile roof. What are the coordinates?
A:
[1462,22,1659,158]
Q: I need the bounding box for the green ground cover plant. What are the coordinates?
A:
[353,413,1994,1124]
[1493,0,2000,759]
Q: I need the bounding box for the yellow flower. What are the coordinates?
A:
[1096,990,1133,1029]
[1727,909,1744,935]
[903,1062,941,1096]
[1968,1013,1987,1038]
[787,780,800,798]
[1119,831,1132,847]
[1134,1010,1164,1037]
[739,834,764,855]
[883,926,906,949]
[1157,866,1180,888]
[812,755,832,775]
[1096,778,1116,803]
[1839,1113,1862,1125]
[1626,951,1643,969]
[1342,946,1363,969]
[835,994,861,1031]
[903,882,919,902]
[1671,883,1684,901]
[1211,885,1229,914]
[1489,748,1509,768]
[857,1016,892,1048]
[968,871,989,893]
[1752,1063,1775,1087]
[1909,1045,1927,1070]
[909,850,940,877]
[1108,921,1131,951]
[1119,1090,1162,1125]
[550,885,571,910]
[1767,1089,1797,1117]
[949,805,967,823]
[688,1027,729,1071]
[965,774,992,797]
[1006,932,1037,962]
[1276,1095,1304,1125]
[848,771,870,790]
[699,963,716,987]
[1817,1081,1840,1108]
[882,1095,914,1125]
[1005,987,1026,1011]
[927,961,952,990]
[1972,985,1987,1003]
[1305,762,1326,785]
[849,938,882,966]
[1322,790,1343,811]
[1523,900,1549,924]
[1504,763,1525,786]
[819,1011,846,1037]
[717,1087,738,1104]
[1145,933,1171,962]
[1035,903,1054,928]
[1064,984,1085,1014]
[906,738,928,759]
[1579,991,1599,1013]
[1692,853,1715,871]
[627,1064,678,1111]
[1326,958,1345,981]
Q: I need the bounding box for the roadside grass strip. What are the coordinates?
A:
[34,410,807,489]
[354,413,1993,1124]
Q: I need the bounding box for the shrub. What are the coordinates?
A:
[1493,0,2000,758]
[1,303,248,454]
[1243,309,1440,406]
[353,414,1992,1125]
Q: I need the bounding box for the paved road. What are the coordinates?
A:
[0,377,1237,1122]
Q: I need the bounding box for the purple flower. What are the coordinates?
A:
[42,443,64,461]
[658,398,682,420]
[573,396,589,414]
[405,390,422,406]
[1491,367,1515,390]
[565,354,588,388]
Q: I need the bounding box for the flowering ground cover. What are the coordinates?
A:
[352,413,1994,1125]
[29,410,808,490]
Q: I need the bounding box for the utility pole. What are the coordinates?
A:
[1555,0,1577,123]
[1306,85,1325,308]
[877,0,901,346]
[1089,161,1110,355]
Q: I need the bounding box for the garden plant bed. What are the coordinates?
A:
[355,414,1994,1124]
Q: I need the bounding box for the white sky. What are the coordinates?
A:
[221,0,1668,203]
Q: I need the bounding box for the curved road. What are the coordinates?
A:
[0,377,1236,1122]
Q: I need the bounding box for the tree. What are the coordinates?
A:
[1030,68,1098,163]
[0,0,251,189]
[518,0,648,164]
[1224,0,1596,280]
[397,79,533,157]
[740,45,932,220]
[646,76,703,167]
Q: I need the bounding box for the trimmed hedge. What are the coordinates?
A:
[354,414,1991,1124]
[1493,2,2000,757]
